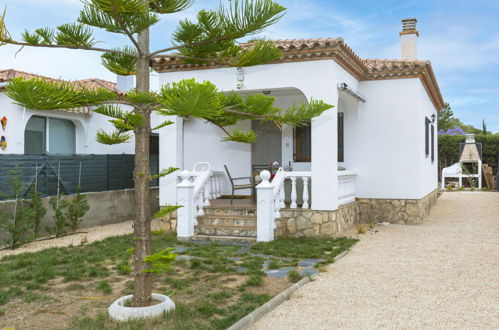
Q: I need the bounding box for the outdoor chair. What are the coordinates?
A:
[224,165,254,203]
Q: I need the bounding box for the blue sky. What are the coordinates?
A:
[1,0,498,132]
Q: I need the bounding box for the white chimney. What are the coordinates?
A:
[400,18,418,60]
[116,75,135,92]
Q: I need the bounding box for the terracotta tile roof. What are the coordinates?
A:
[0,69,121,114]
[151,38,445,110]
[0,69,119,92]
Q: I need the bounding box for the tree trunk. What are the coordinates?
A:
[132,16,153,307]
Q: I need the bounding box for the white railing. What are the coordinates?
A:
[176,162,223,238]
[256,169,312,242]
[338,171,357,206]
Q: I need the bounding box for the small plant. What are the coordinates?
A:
[458,186,465,191]
[115,261,132,275]
[46,193,68,237]
[287,270,303,283]
[446,183,455,191]
[356,225,366,234]
[66,186,89,233]
[368,222,375,230]
[95,280,112,294]
[142,248,177,274]
[26,185,46,239]
[0,167,33,249]
[481,187,488,191]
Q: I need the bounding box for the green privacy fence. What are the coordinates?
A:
[0,154,159,201]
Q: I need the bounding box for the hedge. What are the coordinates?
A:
[438,135,499,178]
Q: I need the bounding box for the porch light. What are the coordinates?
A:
[337,83,366,103]
[237,67,244,89]
[431,113,436,123]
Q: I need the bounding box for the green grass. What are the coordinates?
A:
[95,280,112,294]
[287,270,303,283]
[251,237,358,264]
[0,231,357,329]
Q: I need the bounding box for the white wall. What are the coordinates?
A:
[158,60,345,208]
[353,78,437,199]
[0,92,135,155]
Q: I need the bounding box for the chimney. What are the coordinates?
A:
[116,75,135,92]
[400,18,418,60]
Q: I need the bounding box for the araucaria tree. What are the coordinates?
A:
[0,0,331,306]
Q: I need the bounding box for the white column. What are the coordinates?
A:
[302,177,309,209]
[256,171,275,242]
[177,170,195,238]
[309,84,339,211]
[159,116,183,206]
[290,176,297,208]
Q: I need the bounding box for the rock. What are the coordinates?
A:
[287,218,297,234]
[296,216,310,231]
[310,213,323,224]
[320,222,335,235]
[303,229,315,237]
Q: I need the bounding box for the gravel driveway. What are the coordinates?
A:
[252,192,499,329]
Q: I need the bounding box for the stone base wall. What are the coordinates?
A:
[161,210,177,232]
[357,189,438,225]
[275,202,360,238]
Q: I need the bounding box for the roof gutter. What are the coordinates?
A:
[338,83,366,103]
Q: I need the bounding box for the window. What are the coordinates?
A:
[294,122,311,162]
[431,123,434,162]
[425,117,430,157]
[24,116,76,155]
[338,112,344,162]
[25,116,46,154]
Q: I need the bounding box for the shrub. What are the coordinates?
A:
[46,193,68,238]
[356,225,366,234]
[66,186,89,233]
[25,186,46,239]
[0,167,33,249]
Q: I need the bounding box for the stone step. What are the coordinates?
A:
[203,205,256,217]
[195,224,256,237]
[186,234,257,244]
[197,214,256,227]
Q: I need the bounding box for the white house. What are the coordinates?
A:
[0,69,136,155]
[152,18,444,242]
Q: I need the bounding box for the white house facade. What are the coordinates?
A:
[152,18,444,242]
[0,69,137,156]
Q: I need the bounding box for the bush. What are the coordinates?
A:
[66,186,89,233]
[0,167,33,249]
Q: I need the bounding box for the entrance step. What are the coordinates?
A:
[186,234,256,244]
[195,224,256,237]
[193,203,257,242]
[197,214,256,227]
[203,205,256,217]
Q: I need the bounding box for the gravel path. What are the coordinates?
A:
[252,192,499,329]
[0,219,162,258]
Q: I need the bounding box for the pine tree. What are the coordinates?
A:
[0,0,332,306]
[26,186,47,239]
[482,118,487,135]
[0,167,33,249]
[66,186,90,233]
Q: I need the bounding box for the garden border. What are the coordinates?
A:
[227,250,350,330]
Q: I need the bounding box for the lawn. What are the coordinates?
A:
[0,231,357,329]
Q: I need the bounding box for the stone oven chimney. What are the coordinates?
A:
[400,18,418,60]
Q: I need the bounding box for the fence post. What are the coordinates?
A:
[176,170,195,238]
[256,170,275,242]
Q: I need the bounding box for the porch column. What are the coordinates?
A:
[159,116,183,206]
[309,88,339,211]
